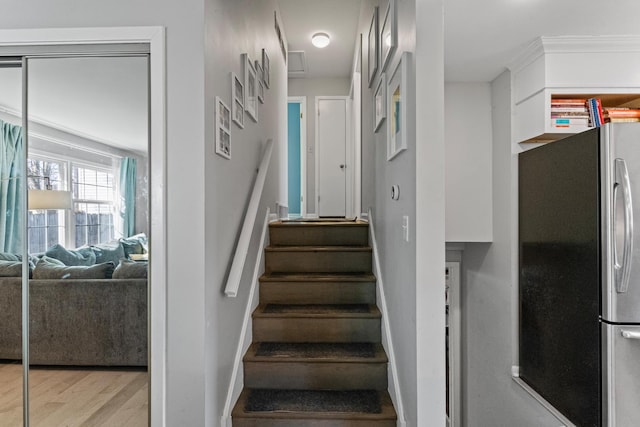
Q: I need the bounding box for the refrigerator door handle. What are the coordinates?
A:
[621,329,640,340]
[614,158,634,293]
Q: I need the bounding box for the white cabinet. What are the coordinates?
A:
[510,36,640,143]
[445,83,493,242]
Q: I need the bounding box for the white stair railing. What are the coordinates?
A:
[224,138,274,297]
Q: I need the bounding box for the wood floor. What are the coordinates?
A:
[0,362,148,426]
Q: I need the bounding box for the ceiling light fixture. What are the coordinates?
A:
[311,32,331,49]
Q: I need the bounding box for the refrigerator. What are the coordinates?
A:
[519,123,640,427]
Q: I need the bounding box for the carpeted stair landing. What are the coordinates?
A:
[231,220,397,427]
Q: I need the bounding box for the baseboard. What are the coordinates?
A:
[368,209,407,427]
[220,207,271,426]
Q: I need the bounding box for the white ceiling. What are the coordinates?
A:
[0,56,148,153]
[278,0,362,79]
[278,0,640,82]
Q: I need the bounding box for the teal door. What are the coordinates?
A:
[287,102,301,216]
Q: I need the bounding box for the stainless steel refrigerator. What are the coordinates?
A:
[519,123,640,427]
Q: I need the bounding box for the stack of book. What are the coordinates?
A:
[550,98,591,131]
[603,108,640,123]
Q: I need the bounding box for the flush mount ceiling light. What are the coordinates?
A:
[311,32,331,48]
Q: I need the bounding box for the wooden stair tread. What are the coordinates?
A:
[265,246,371,252]
[232,388,397,420]
[253,304,381,318]
[244,342,387,363]
[271,220,368,227]
[260,273,376,282]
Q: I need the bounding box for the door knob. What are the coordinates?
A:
[340,164,345,169]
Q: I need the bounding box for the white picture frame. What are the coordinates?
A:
[367,7,378,87]
[387,52,409,160]
[242,53,258,123]
[255,60,265,104]
[262,48,270,88]
[231,72,244,128]
[380,0,397,73]
[374,72,386,132]
[215,96,231,159]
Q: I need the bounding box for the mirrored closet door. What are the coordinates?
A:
[0,50,150,426]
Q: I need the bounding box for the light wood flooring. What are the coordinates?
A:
[0,362,148,426]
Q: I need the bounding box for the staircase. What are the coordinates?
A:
[232,220,397,426]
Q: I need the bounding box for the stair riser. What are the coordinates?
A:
[232,419,396,427]
[244,362,387,390]
[270,226,368,246]
[253,318,381,342]
[259,282,376,304]
[265,251,372,274]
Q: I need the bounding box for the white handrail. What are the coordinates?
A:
[224,138,274,297]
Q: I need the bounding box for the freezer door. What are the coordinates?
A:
[602,123,640,323]
[602,323,640,427]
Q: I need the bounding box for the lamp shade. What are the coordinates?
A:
[28,189,72,210]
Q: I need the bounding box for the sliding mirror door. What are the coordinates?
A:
[25,55,149,426]
[0,60,25,427]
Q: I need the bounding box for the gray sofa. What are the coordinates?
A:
[0,277,147,366]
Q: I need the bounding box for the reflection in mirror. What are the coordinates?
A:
[0,63,24,426]
[26,55,149,425]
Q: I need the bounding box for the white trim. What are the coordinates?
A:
[315,95,351,217]
[220,208,270,427]
[511,371,576,427]
[349,70,362,220]
[446,262,461,427]
[368,209,407,427]
[0,26,168,427]
[287,96,307,217]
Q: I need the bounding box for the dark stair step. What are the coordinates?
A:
[243,342,388,390]
[269,220,369,247]
[259,273,376,304]
[232,388,397,427]
[252,304,381,343]
[264,246,372,274]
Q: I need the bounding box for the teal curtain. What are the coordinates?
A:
[0,119,24,253]
[120,157,137,238]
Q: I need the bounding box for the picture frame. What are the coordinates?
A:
[262,48,270,88]
[367,7,378,87]
[255,61,265,103]
[387,52,409,160]
[215,96,231,159]
[231,72,244,128]
[380,0,397,73]
[374,72,386,132]
[242,53,258,123]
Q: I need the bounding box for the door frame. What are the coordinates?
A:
[0,27,167,426]
[287,96,307,217]
[315,95,352,218]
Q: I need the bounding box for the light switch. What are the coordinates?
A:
[402,215,409,242]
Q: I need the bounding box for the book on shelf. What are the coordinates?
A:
[604,107,640,120]
[550,98,592,130]
[587,98,604,127]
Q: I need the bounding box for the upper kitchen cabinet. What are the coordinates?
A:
[510,36,640,143]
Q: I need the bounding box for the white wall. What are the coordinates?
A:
[444,83,493,242]
[205,0,287,425]
[461,70,560,427]
[288,77,350,214]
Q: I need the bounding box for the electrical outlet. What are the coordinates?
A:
[402,215,409,242]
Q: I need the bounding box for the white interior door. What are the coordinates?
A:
[317,97,347,217]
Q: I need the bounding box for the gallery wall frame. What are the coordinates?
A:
[374,72,386,132]
[242,53,258,123]
[255,60,265,104]
[367,6,378,87]
[216,96,231,159]
[387,52,409,160]
[262,48,270,88]
[380,0,397,73]
[231,72,244,128]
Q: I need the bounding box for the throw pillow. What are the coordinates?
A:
[91,241,125,265]
[113,258,148,279]
[0,259,30,277]
[45,244,96,266]
[120,233,148,257]
[0,252,20,262]
[33,256,115,279]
